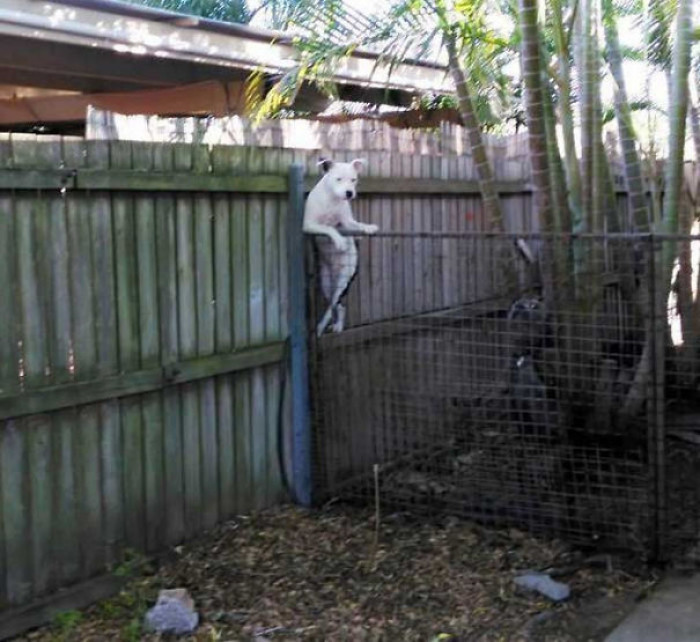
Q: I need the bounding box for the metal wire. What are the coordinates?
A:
[306,232,700,562]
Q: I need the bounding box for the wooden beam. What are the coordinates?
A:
[0,168,532,195]
[0,169,73,190]
[0,168,645,197]
[0,341,285,420]
[0,574,126,641]
[358,177,531,195]
[76,170,287,193]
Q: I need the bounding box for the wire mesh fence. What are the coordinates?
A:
[306,231,700,563]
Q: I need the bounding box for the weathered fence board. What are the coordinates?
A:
[0,138,293,616]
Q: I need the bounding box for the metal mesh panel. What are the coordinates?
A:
[306,232,700,560]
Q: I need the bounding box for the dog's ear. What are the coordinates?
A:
[318,158,333,173]
[351,158,366,172]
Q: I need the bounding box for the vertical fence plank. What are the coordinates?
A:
[175,144,202,536]
[232,192,252,511]
[1,420,30,604]
[0,190,17,606]
[264,191,282,504]
[89,141,123,566]
[155,143,185,544]
[49,190,81,588]
[248,192,267,508]
[66,188,103,577]
[16,186,53,599]
[213,190,235,519]
[112,162,145,553]
[135,181,165,552]
[0,193,17,395]
[195,191,218,529]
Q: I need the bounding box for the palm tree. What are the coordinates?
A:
[602,0,651,233]
[518,0,553,234]
[252,0,534,265]
[123,0,254,23]
[123,0,304,29]
[622,0,695,419]
[548,0,582,234]
[690,67,700,163]
[435,2,510,233]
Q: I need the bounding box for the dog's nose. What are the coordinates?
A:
[345,190,354,199]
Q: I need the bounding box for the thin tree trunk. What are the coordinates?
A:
[519,0,556,299]
[576,0,606,310]
[550,0,583,233]
[622,0,694,420]
[689,70,700,163]
[578,0,595,234]
[659,0,693,239]
[543,81,572,235]
[444,31,505,233]
[603,0,651,233]
[519,0,554,234]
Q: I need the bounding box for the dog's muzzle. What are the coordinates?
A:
[345,190,355,200]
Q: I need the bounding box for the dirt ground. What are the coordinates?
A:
[18,505,656,642]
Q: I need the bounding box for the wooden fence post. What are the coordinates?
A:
[287,164,312,506]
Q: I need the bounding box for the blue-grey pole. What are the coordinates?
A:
[287,164,312,506]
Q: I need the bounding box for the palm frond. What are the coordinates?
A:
[123,0,253,23]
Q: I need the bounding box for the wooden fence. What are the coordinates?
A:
[0,138,301,619]
[0,128,655,626]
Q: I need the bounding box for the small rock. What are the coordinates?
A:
[144,588,199,635]
[514,572,571,602]
[508,528,526,541]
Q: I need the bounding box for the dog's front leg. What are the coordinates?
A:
[302,221,347,250]
[338,210,378,235]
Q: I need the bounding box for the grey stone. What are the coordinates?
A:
[514,572,571,602]
[144,588,199,635]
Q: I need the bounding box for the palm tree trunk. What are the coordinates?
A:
[443,31,505,232]
[659,0,693,239]
[622,0,694,420]
[550,0,582,234]
[689,70,700,163]
[603,0,651,233]
[576,0,607,311]
[518,0,554,234]
[542,77,572,236]
[518,0,556,299]
[578,0,595,235]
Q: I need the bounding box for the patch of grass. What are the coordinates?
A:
[51,609,82,640]
[121,617,143,642]
[112,548,150,578]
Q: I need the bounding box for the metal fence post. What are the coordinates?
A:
[287,164,312,506]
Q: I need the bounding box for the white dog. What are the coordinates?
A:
[303,158,378,336]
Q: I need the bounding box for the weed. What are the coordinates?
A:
[51,609,82,640]
[121,617,142,642]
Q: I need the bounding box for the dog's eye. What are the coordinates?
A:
[337,177,342,182]
[352,178,357,183]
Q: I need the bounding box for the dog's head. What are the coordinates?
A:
[318,158,365,201]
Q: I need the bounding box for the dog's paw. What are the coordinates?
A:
[364,224,379,235]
